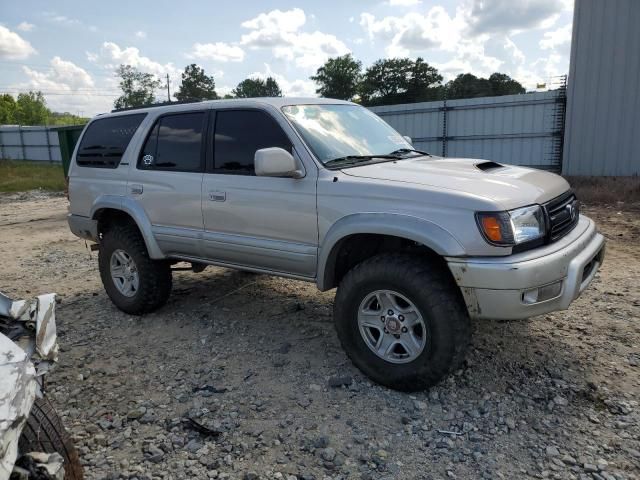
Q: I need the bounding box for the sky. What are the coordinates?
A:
[0,0,574,116]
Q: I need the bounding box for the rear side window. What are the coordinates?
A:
[76,113,146,168]
[214,110,292,174]
[139,112,205,172]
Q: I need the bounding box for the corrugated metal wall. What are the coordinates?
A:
[563,0,640,176]
[0,126,62,162]
[370,90,565,171]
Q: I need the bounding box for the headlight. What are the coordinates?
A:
[476,205,545,246]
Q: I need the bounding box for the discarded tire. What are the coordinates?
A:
[18,397,84,480]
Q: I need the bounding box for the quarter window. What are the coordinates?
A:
[139,112,205,172]
[76,113,146,168]
[213,110,292,174]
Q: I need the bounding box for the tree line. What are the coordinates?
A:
[0,92,88,126]
[114,55,526,109]
[0,55,528,125]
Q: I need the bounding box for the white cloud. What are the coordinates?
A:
[360,7,466,56]
[17,22,35,32]
[135,31,147,39]
[44,12,81,27]
[248,64,317,97]
[0,26,36,59]
[540,23,572,51]
[10,56,113,114]
[240,8,349,70]
[241,8,306,34]
[190,42,245,62]
[465,0,565,35]
[387,0,422,6]
[97,41,177,77]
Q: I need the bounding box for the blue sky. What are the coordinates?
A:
[0,0,574,115]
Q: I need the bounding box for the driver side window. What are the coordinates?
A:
[213,110,292,175]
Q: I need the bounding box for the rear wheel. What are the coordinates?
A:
[18,397,83,480]
[98,223,172,314]
[334,253,471,391]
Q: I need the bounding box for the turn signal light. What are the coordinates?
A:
[480,216,503,242]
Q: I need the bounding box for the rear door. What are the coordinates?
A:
[201,108,318,277]
[127,111,208,257]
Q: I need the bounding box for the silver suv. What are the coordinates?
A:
[68,98,605,391]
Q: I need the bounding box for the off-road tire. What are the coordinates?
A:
[18,397,84,480]
[334,253,471,391]
[98,223,172,314]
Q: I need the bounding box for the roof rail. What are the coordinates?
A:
[110,98,204,113]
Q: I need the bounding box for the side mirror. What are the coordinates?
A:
[255,147,304,178]
[403,135,413,145]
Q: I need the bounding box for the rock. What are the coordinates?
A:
[313,436,330,449]
[328,376,352,388]
[561,454,577,465]
[127,406,147,420]
[244,473,259,480]
[320,447,336,462]
[583,463,598,473]
[371,449,388,465]
[145,444,164,464]
[596,458,608,471]
[553,395,568,407]
[546,446,560,457]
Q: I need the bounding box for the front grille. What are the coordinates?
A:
[544,191,579,242]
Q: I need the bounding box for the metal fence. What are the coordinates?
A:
[370,89,567,171]
[0,126,62,162]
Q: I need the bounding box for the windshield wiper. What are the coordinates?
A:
[324,154,401,168]
[387,148,432,157]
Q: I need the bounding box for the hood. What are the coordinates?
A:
[340,157,569,210]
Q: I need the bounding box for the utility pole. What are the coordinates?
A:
[166,73,171,102]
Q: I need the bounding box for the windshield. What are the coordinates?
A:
[282,104,413,164]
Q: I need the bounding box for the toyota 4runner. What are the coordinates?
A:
[67,98,605,391]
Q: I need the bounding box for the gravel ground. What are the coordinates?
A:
[1,192,638,480]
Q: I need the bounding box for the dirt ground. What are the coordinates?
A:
[1,191,638,480]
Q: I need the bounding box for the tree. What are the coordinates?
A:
[0,94,16,124]
[311,54,362,100]
[445,72,525,100]
[359,57,443,106]
[232,77,282,98]
[405,58,444,102]
[114,65,162,110]
[174,64,218,101]
[14,91,49,125]
[488,73,526,96]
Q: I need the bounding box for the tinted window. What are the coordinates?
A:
[139,112,204,172]
[214,110,292,174]
[76,113,146,168]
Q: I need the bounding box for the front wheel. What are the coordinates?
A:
[334,253,470,391]
[98,223,172,315]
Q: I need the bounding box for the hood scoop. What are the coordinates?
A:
[475,161,504,172]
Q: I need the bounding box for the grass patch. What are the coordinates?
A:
[0,160,66,193]
[566,176,640,208]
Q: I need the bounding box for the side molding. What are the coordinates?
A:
[90,195,165,259]
[317,213,465,291]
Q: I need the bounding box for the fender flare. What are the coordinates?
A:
[317,213,465,290]
[90,195,165,259]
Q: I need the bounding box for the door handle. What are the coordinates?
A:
[208,191,226,202]
[130,184,143,195]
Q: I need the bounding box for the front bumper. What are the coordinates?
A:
[447,215,605,320]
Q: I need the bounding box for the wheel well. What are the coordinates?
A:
[324,234,448,290]
[94,208,138,240]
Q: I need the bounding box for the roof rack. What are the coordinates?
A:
[110,98,204,113]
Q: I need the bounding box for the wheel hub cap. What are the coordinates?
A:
[357,289,428,364]
[110,249,139,298]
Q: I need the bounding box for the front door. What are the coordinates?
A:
[127,110,207,257]
[201,108,318,277]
